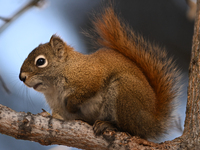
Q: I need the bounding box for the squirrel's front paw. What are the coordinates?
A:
[93,120,117,136]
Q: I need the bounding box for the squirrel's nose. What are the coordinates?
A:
[19,72,26,82]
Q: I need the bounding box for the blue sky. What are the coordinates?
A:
[0,0,87,104]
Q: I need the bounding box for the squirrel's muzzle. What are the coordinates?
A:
[19,72,26,82]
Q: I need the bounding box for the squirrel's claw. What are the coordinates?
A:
[39,109,51,117]
[52,112,64,120]
[93,120,117,136]
[40,109,64,121]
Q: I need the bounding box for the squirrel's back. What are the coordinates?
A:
[86,6,181,139]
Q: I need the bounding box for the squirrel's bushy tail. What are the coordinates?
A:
[86,6,181,123]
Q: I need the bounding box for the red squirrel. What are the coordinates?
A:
[19,6,181,140]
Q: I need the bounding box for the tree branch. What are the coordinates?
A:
[0,0,46,33]
[0,103,178,150]
[181,0,200,144]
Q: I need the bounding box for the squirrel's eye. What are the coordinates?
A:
[37,58,45,66]
[34,55,48,68]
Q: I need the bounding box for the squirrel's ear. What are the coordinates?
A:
[50,35,65,57]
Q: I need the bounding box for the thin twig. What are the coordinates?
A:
[0,0,46,33]
[0,16,11,22]
[0,75,10,94]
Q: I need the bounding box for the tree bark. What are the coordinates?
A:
[178,0,200,149]
[0,1,200,150]
[0,104,159,150]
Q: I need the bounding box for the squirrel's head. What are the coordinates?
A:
[19,35,73,92]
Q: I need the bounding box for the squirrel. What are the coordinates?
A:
[19,5,181,140]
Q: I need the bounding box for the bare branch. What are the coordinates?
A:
[0,104,178,150]
[0,0,46,33]
[0,75,10,94]
[0,16,11,22]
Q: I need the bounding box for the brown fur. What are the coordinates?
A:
[19,6,181,140]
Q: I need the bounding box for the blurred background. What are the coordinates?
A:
[0,0,194,149]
